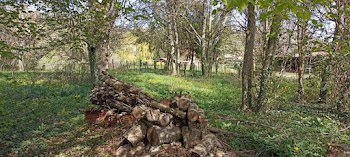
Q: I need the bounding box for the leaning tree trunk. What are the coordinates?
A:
[241,2,256,111]
[320,1,341,103]
[256,14,282,112]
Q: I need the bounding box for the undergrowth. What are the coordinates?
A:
[0,70,349,156]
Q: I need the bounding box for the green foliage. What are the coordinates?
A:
[113,70,349,157]
[223,0,253,12]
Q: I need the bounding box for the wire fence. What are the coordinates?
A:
[1,60,242,82]
[108,60,241,75]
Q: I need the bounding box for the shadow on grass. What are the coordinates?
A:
[0,75,95,156]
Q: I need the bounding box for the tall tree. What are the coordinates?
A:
[87,0,119,86]
[297,20,308,102]
[183,0,230,76]
[319,0,346,103]
[241,2,256,111]
[165,0,181,75]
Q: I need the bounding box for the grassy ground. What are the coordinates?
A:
[0,70,349,156]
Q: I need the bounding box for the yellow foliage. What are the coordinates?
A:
[156,62,165,66]
[325,115,332,120]
[294,146,299,151]
[115,32,154,62]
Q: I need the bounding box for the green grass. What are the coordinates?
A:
[0,72,112,156]
[0,70,349,156]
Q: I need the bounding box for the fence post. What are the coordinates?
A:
[184,63,187,76]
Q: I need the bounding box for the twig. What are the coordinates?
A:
[340,125,350,132]
[208,127,238,136]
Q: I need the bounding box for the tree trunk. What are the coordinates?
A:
[174,19,180,75]
[241,2,256,111]
[95,36,110,85]
[168,21,178,76]
[201,62,205,76]
[18,53,24,71]
[190,51,195,69]
[201,61,212,77]
[297,22,308,102]
[164,52,170,71]
[215,56,219,74]
[320,1,342,103]
[256,14,282,112]
[190,50,196,76]
[319,63,329,102]
[87,42,98,86]
[200,0,208,77]
[86,0,117,86]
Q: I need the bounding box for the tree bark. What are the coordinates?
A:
[145,109,173,127]
[215,56,219,74]
[320,0,342,103]
[148,102,187,119]
[200,0,208,76]
[241,2,256,111]
[169,22,177,76]
[87,0,118,86]
[174,18,180,75]
[187,103,205,123]
[165,0,179,76]
[297,22,308,102]
[87,42,97,86]
[190,134,220,157]
[18,53,24,71]
[123,122,147,146]
[190,50,195,74]
[256,14,282,112]
[319,63,329,102]
[147,125,181,146]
